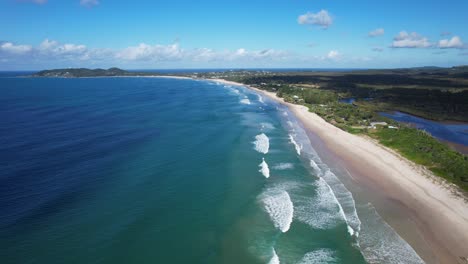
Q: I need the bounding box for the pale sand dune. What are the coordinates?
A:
[213,79,468,264]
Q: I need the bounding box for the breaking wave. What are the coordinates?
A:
[261,189,294,233]
[289,134,302,156]
[258,94,265,104]
[240,98,251,105]
[298,249,338,264]
[253,133,270,154]
[268,248,280,264]
[259,158,270,178]
[358,203,425,264]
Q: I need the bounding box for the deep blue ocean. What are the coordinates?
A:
[0,76,424,263]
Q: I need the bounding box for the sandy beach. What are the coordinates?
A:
[212,79,468,264]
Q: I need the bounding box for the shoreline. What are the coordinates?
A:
[211,78,468,264]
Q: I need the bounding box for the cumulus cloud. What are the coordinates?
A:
[438,36,463,49]
[368,28,384,37]
[116,43,183,61]
[0,42,33,54]
[326,50,340,60]
[80,0,99,7]
[391,31,431,48]
[0,39,290,68]
[297,10,333,29]
[38,39,87,55]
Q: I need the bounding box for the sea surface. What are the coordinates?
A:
[0,76,424,263]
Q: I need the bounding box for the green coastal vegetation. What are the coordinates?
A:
[31,67,468,191]
[216,67,468,191]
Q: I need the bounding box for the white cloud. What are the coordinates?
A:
[297,10,333,29]
[327,50,340,60]
[116,43,183,61]
[0,42,32,54]
[368,28,384,37]
[80,0,99,7]
[391,31,431,48]
[0,38,293,68]
[37,39,88,60]
[438,36,463,49]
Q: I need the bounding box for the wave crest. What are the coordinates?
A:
[259,158,270,178]
[240,98,251,105]
[289,134,302,156]
[254,133,270,154]
[262,189,294,233]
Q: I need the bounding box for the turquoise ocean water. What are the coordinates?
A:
[0,76,424,263]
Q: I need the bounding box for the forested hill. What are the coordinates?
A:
[32,67,132,77]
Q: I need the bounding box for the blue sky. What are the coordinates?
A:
[1,0,467,70]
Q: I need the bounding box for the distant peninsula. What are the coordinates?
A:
[32,67,145,77]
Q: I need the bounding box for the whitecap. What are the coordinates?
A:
[295,179,344,231]
[261,189,294,233]
[322,170,361,237]
[273,163,294,170]
[259,158,270,178]
[258,94,265,104]
[268,248,280,264]
[240,98,251,105]
[309,159,321,175]
[289,134,302,156]
[298,249,338,264]
[253,133,270,154]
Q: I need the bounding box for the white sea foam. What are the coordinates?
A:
[286,121,293,128]
[309,159,321,176]
[268,248,280,264]
[298,249,338,264]
[260,122,275,131]
[240,98,251,105]
[358,203,425,264]
[262,189,294,233]
[258,94,265,104]
[232,88,240,94]
[273,163,294,170]
[253,133,270,154]
[259,158,270,178]
[289,134,302,156]
[295,179,344,230]
[322,170,361,237]
[321,175,356,236]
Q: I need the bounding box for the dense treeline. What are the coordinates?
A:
[241,70,468,122]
